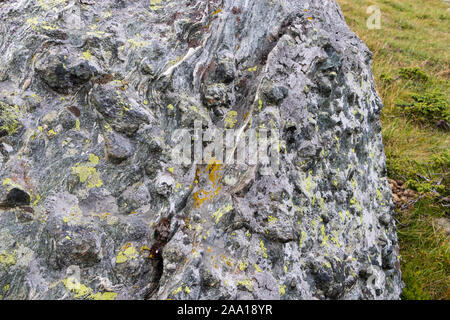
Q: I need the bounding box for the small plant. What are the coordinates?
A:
[398,67,429,82]
[396,19,414,30]
[396,90,449,124]
[405,179,446,195]
[430,150,450,169]
[401,269,431,300]
[380,72,394,84]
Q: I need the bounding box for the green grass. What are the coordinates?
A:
[336,0,450,299]
[398,198,449,300]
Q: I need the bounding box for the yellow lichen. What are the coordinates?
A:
[212,204,233,224]
[321,225,329,247]
[149,0,163,10]
[81,50,92,61]
[116,243,138,264]
[89,292,118,300]
[259,240,268,258]
[88,153,99,165]
[224,110,238,128]
[172,284,183,295]
[237,279,253,292]
[63,278,92,299]
[193,158,223,208]
[268,216,278,224]
[0,250,16,267]
[126,39,149,49]
[339,211,345,223]
[279,284,286,296]
[26,17,40,30]
[2,178,24,190]
[0,102,21,135]
[238,260,248,271]
[71,155,103,189]
[63,277,117,300]
[74,118,81,131]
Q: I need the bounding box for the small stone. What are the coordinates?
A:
[35,47,97,94]
[104,130,135,164]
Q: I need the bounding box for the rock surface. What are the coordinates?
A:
[0,0,403,300]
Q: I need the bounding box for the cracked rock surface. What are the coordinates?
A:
[0,0,403,300]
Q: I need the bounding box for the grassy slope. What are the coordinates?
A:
[336,0,449,299]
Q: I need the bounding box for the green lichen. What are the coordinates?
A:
[0,102,21,135]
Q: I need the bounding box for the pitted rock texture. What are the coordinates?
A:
[0,0,403,300]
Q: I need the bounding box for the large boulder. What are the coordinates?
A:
[0,0,402,300]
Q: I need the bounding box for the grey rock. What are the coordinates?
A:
[0,0,403,300]
[34,46,98,94]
